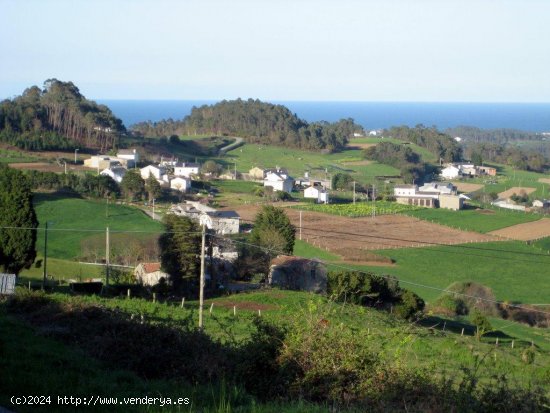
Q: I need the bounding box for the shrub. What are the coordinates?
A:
[431,293,469,316]
[395,290,425,320]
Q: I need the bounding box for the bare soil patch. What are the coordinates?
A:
[346,143,376,150]
[232,204,501,260]
[451,182,484,193]
[488,218,550,241]
[538,178,550,185]
[498,187,536,199]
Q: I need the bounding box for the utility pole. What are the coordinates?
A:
[64,162,67,175]
[42,222,48,289]
[299,210,303,240]
[234,162,237,180]
[106,197,109,218]
[74,148,79,164]
[105,227,110,286]
[353,181,356,204]
[152,198,155,220]
[372,184,376,218]
[198,222,206,329]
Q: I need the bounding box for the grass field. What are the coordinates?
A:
[219,143,400,185]
[350,137,438,163]
[343,240,550,304]
[0,148,40,163]
[404,206,541,233]
[2,289,549,400]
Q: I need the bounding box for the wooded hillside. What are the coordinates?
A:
[132,98,359,152]
[0,79,125,151]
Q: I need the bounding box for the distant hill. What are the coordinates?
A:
[131,98,361,152]
[0,79,125,152]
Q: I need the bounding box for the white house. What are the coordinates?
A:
[100,166,127,183]
[174,162,200,178]
[170,176,190,192]
[116,149,139,168]
[134,262,170,286]
[140,165,166,181]
[419,182,457,195]
[533,199,550,208]
[304,185,329,203]
[169,202,240,234]
[264,171,294,192]
[393,184,418,197]
[440,165,462,179]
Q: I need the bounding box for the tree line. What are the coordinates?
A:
[464,143,547,173]
[131,98,360,152]
[385,125,462,162]
[446,125,544,143]
[363,142,434,183]
[0,79,125,152]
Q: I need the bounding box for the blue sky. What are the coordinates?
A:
[1,0,549,101]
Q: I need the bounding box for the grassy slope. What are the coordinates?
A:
[218,143,400,185]
[343,240,550,304]
[6,290,549,390]
[32,193,163,260]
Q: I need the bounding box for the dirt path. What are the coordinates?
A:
[488,218,550,240]
[231,204,502,260]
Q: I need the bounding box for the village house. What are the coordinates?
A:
[533,199,550,208]
[295,171,332,189]
[140,164,167,183]
[169,176,190,192]
[169,201,240,234]
[134,262,170,287]
[100,166,127,183]
[264,169,294,192]
[419,182,457,195]
[268,256,327,294]
[393,184,463,210]
[440,165,462,179]
[304,185,329,203]
[84,155,123,170]
[477,166,497,176]
[116,149,139,168]
[248,166,267,180]
[173,162,200,178]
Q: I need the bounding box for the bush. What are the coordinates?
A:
[431,293,469,316]
[395,290,425,320]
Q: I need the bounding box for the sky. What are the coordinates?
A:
[1,0,549,102]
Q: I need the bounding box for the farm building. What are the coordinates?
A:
[304,185,329,203]
[268,256,327,294]
[396,195,438,208]
[394,184,418,197]
[492,199,526,211]
[84,155,124,170]
[419,182,457,195]
[477,166,497,176]
[439,194,464,210]
[248,166,267,180]
[533,199,550,208]
[134,262,170,286]
[116,149,139,168]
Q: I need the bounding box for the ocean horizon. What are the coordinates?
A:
[98,100,550,133]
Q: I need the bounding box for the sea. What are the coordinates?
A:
[99,100,550,133]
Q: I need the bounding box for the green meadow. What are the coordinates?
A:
[218,143,400,185]
[404,205,541,233]
[343,240,550,304]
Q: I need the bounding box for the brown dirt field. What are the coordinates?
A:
[451,182,484,192]
[498,186,536,199]
[488,218,550,241]
[538,178,550,185]
[9,162,90,173]
[232,204,501,260]
[346,143,376,150]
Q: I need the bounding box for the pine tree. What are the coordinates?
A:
[145,174,162,202]
[0,166,38,274]
[158,214,200,292]
[250,206,296,255]
[120,169,145,201]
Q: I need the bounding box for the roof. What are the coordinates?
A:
[117,149,136,155]
[271,255,319,267]
[207,210,240,219]
[140,262,161,273]
[394,184,416,189]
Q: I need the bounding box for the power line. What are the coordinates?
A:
[211,233,550,317]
